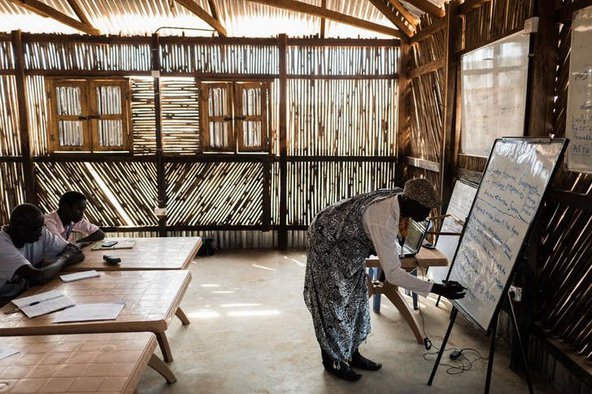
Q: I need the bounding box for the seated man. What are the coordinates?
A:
[0,204,84,305]
[45,191,104,244]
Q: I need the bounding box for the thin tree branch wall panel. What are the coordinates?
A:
[35,161,158,227]
[0,75,20,156]
[166,162,265,227]
[0,32,400,249]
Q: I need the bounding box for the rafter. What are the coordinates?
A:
[8,0,100,35]
[405,0,445,18]
[320,0,326,39]
[67,0,92,26]
[246,0,403,38]
[174,0,227,37]
[388,0,419,26]
[370,0,414,37]
[207,0,219,22]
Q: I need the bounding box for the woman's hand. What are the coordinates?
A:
[431,280,466,299]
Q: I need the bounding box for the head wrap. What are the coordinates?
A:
[402,178,440,208]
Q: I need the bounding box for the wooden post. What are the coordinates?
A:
[278,34,288,249]
[262,156,271,231]
[152,33,167,237]
[525,0,557,137]
[12,30,36,204]
[395,37,410,186]
[440,1,460,208]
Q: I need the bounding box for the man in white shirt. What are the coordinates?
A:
[0,204,84,305]
[45,191,104,243]
[304,178,466,382]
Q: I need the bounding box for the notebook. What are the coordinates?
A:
[398,219,430,258]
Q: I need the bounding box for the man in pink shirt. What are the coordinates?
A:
[45,191,104,244]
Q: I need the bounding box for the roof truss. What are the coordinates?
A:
[174,0,228,37]
[246,0,403,38]
[370,0,414,37]
[8,0,100,35]
[405,0,445,18]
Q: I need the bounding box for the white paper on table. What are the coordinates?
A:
[12,290,75,318]
[60,270,100,282]
[53,302,125,323]
[0,347,19,361]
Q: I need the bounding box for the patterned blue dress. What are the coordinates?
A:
[304,189,402,361]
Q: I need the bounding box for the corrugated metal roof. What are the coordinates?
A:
[0,0,445,37]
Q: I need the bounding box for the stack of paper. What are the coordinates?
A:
[53,302,125,323]
[60,270,100,282]
[12,290,75,318]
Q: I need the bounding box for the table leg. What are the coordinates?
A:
[148,354,177,383]
[156,332,174,363]
[175,307,190,325]
[381,283,423,344]
[411,269,418,310]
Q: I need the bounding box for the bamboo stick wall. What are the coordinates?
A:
[430,0,591,388]
[0,33,400,250]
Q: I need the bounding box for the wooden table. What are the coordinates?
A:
[64,237,202,272]
[0,270,191,363]
[366,247,448,344]
[0,332,175,393]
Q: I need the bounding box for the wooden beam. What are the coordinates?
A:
[370,0,414,37]
[387,0,419,26]
[407,56,445,79]
[207,0,219,22]
[8,0,100,35]
[152,34,167,237]
[411,18,445,43]
[12,30,36,204]
[278,34,288,250]
[320,0,326,38]
[66,0,92,26]
[174,0,227,37]
[245,0,403,37]
[407,156,440,172]
[458,0,490,14]
[405,0,445,18]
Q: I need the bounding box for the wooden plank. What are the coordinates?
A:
[406,156,440,172]
[549,190,592,211]
[388,0,419,26]
[8,0,100,35]
[526,0,556,138]
[152,34,167,237]
[396,37,410,184]
[440,1,459,206]
[288,156,398,162]
[407,56,445,79]
[457,167,482,184]
[278,34,288,250]
[287,37,400,46]
[12,30,36,204]
[458,0,491,14]
[287,74,398,80]
[66,0,93,26]
[320,0,326,38]
[370,0,414,37]
[411,18,446,42]
[174,0,227,37]
[405,0,445,18]
[245,0,404,37]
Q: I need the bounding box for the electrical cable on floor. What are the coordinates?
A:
[413,264,488,375]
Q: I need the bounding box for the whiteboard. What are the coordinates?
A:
[448,138,568,331]
[566,5,592,173]
[461,32,530,156]
[429,180,478,283]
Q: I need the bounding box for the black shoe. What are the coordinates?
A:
[323,360,362,382]
[350,349,382,371]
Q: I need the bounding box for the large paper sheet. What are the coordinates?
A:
[53,302,125,323]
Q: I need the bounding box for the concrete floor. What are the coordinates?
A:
[137,249,551,394]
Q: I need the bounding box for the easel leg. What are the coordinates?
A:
[428,307,458,386]
[507,293,534,394]
[484,313,498,394]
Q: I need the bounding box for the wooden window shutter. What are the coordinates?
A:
[200,82,234,152]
